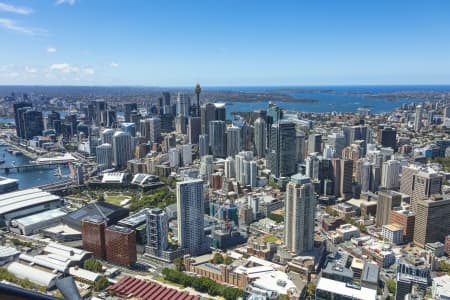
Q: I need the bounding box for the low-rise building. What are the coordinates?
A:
[315,277,377,300]
[382,224,404,245]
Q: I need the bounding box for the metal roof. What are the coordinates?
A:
[0,188,60,215]
[7,262,58,289]
[12,208,67,226]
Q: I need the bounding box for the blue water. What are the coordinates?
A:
[0,145,70,189]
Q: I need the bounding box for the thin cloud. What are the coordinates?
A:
[47,47,57,53]
[110,62,119,68]
[0,18,46,35]
[0,2,32,15]
[25,66,37,73]
[50,63,79,73]
[55,0,77,5]
[83,67,95,75]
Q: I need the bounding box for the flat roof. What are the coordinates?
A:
[316,277,377,300]
[12,208,66,226]
[0,188,60,215]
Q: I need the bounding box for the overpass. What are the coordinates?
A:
[0,161,72,172]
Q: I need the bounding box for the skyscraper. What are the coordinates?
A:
[254,117,266,159]
[177,179,206,256]
[195,84,201,117]
[113,131,132,169]
[209,120,227,158]
[188,117,201,144]
[327,133,345,159]
[124,103,137,123]
[379,126,397,152]
[226,126,241,157]
[105,225,137,266]
[296,131,306,163]
[96,143,113,169]
[308,133,322,155]
[331,159,353,199]
[149,117,161,143]
[199,134,209,157]
[268,120,297,178]
[176,93,190,117]
[145,208,168,258]
[376,190,402,227]
[200,103,226,135]
[82,216,106,259]
[284,174,316,255]
[13,102,32,138]
[381,160,401,189]
[101,128,114,145]
[414,196,450,247]
[415,104,423,132]
[23,110,44,139]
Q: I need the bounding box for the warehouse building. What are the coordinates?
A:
[7,262,59,290]
[9,208,68,235]
[0,188,63,226]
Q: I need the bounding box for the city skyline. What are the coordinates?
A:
[0,0,450,86]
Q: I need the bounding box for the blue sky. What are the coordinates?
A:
[0,0,450,86]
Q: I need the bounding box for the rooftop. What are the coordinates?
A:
[316,277,377,300]
[11,208,67,227]
[0,188,60,215]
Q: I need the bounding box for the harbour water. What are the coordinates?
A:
[0,144,70,190]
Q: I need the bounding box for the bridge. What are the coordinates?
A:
[0,161,72,172]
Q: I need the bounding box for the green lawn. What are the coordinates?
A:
[104,195,130,206]
[153,276,184,288]
[264,235,278,243]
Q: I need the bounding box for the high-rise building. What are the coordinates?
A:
[331,159,353,199]
[411,171,442,213]
[145,208,168,258]
[224,157,235,179]
[254,117,266,159]
[168,148,179,167]
[356,159,373,193]
[13,102,32,138]
[101,128,114,145]
[120,122,136,137]
[188,117,201,144]
[415,104,423,132]
[46,111,61,132]
[413,196,450,247]
[161,92,171,115]
[23,110,44,139]
[194,84,201,117]
[327,133,345,159]
[390,209,415,243]
[395,257,430,300]
[176,93,190,117]
[308,133,322,155]
[226,126,241,157]
[199,134,209,157]
[376,191,402,227]
[209,120,227,158]
[296,131,306,162]
[105,225,137,266]
[235,151,257,187]
[268,120,297,178]
[181,144,192,166]
[379,126,397,151]
[96,143,113,169]
[113,131,133,169]
[381,160,401,189]
[124,103,137,123]
[175,114,187,134]
[200,103,226,135]
[284,174,316,255]
[148,117,161,143]
[177,179,206,256]
[81,216,106,259]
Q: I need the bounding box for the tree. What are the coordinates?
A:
[212,253,224,264]
[306,282,316,298]
[174,257,185,271]
[268,213,284,223]
[386,279,397,294]
[98,194,105,202]
[94,276,109,291]
[224,256,233,265]
[83,259,102,273]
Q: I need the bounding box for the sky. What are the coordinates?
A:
[0,0,450,86]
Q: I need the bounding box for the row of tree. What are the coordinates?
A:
[162,268,244,300]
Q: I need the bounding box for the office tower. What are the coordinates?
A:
[46,111,61,131]
[268,120,297,178]
[376,191,402,227]
[254,117,266,158]
[168,148,179,167]
[23,110,44,139]
[331,159,353,199]
[381,160,401,189]
[249,161,257,187]
[177,179,206,256]
[175,114,187,134]
[195,84,201,117]
[413,196,450,247]
[94,99,107,122]
[344,125,368,146]
[371,165,382,192]
[13,102,32,138]
[395,257,430,300]
[356,159,373,193]
[327,133,345,159]
[379,126,397,152]
[235,151,257,187]
[201,103,216,135]
[296,131,306,162]
[209,120,227,158]
[415,105,423,132]
[199,134,209,157]
[161,92,171,115]
[224,157,235,179]
[199,155,213,177]
[124,103,137,123]
[181,144,192,166]
[81,216,106,259]
[147,117,161,143]
[400,165,418,196]
[284,174,316,255]
[308,133,322,155]
[145,208,168,258]
[120,122,136,137]
[96,143,113,169]
[113,131,132,169]
[160,114,174,133]
[188,117,201,144]
[105,225,137,266]
[322,144,336,159]
[214,103,226,121]
[176,93,190,117]
[411,171,442,213]
[101,128,114,145]
[390,209,415,243]
[226,126,241,157]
